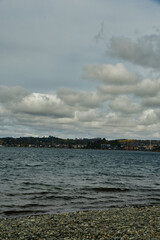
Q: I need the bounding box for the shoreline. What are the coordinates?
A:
[0,205,160,239]
[1,145,160,152]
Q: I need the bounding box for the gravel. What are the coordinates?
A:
[0,205,160,239]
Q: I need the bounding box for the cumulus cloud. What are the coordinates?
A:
[142,94,160,107]
[9,93,74,118]
[1,56,160,139]
[98,84,135,95]
[140,109,158,125]
[57,88,105,109]
[135,78,160,97]
[83,63,138,85]
[109,34,160,68]
[1,1,160,139]
[109,96,142,114]
[0,86,29,103]
[75,109,105,122]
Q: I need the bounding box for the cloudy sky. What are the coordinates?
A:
[1,0,160,139]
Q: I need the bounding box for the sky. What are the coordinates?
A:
[1,0,160,139]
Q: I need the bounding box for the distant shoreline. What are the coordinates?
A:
[1,145,160,153]
[1,137,160,151]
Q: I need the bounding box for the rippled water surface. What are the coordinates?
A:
[0,148,160,218]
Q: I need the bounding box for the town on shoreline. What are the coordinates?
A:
[0,136,160,151]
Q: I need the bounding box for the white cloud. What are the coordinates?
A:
[1,0,160,138]
[9,93,74,118]
[57,88,105,109]
[0,73,160,139]
[83,63,138,85]
[140,109,158,125]
[135,78,160,97]
[109,96,142,114]
[75,109,104,122]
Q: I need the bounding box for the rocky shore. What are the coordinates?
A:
[0,205,160,239]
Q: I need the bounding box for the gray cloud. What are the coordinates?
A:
[57,88,106,109]
[109,35,160,69]
[135,78,160,97]
[75,109,105,123]
[1,60,160,139]
[140,109,159,125]
[1,0,160,139]
[98,84,135,96]
[0,86,29,103]
[8,93,74,118]
[109,96,142,114]
[142,94,160,107]
[83,63,139,85]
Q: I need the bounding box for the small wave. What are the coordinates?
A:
[22,182,38,186]
[25,163,43,167]
[21,182,62,190]
[155,183,160,186]
[117,174,144,178]
[79,196,97,200]
[3,209,46,217]
[6,191,54,197]
[41,195,73,200]
[149,197,160,201]
[1,203,50,209]
[86,187,130,192]
[138,188,160,192]
[86,199,125,205]
[20,203,51,208]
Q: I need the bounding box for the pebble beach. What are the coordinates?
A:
[0,205,160,239]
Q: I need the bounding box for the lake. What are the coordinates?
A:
[0,147,160,218]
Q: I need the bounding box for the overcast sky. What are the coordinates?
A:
[1,0,160,139]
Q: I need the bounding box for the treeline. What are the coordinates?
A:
[0,136,122,150]
[1,137,160,151]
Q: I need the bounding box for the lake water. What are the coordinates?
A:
[0,147,160,218]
